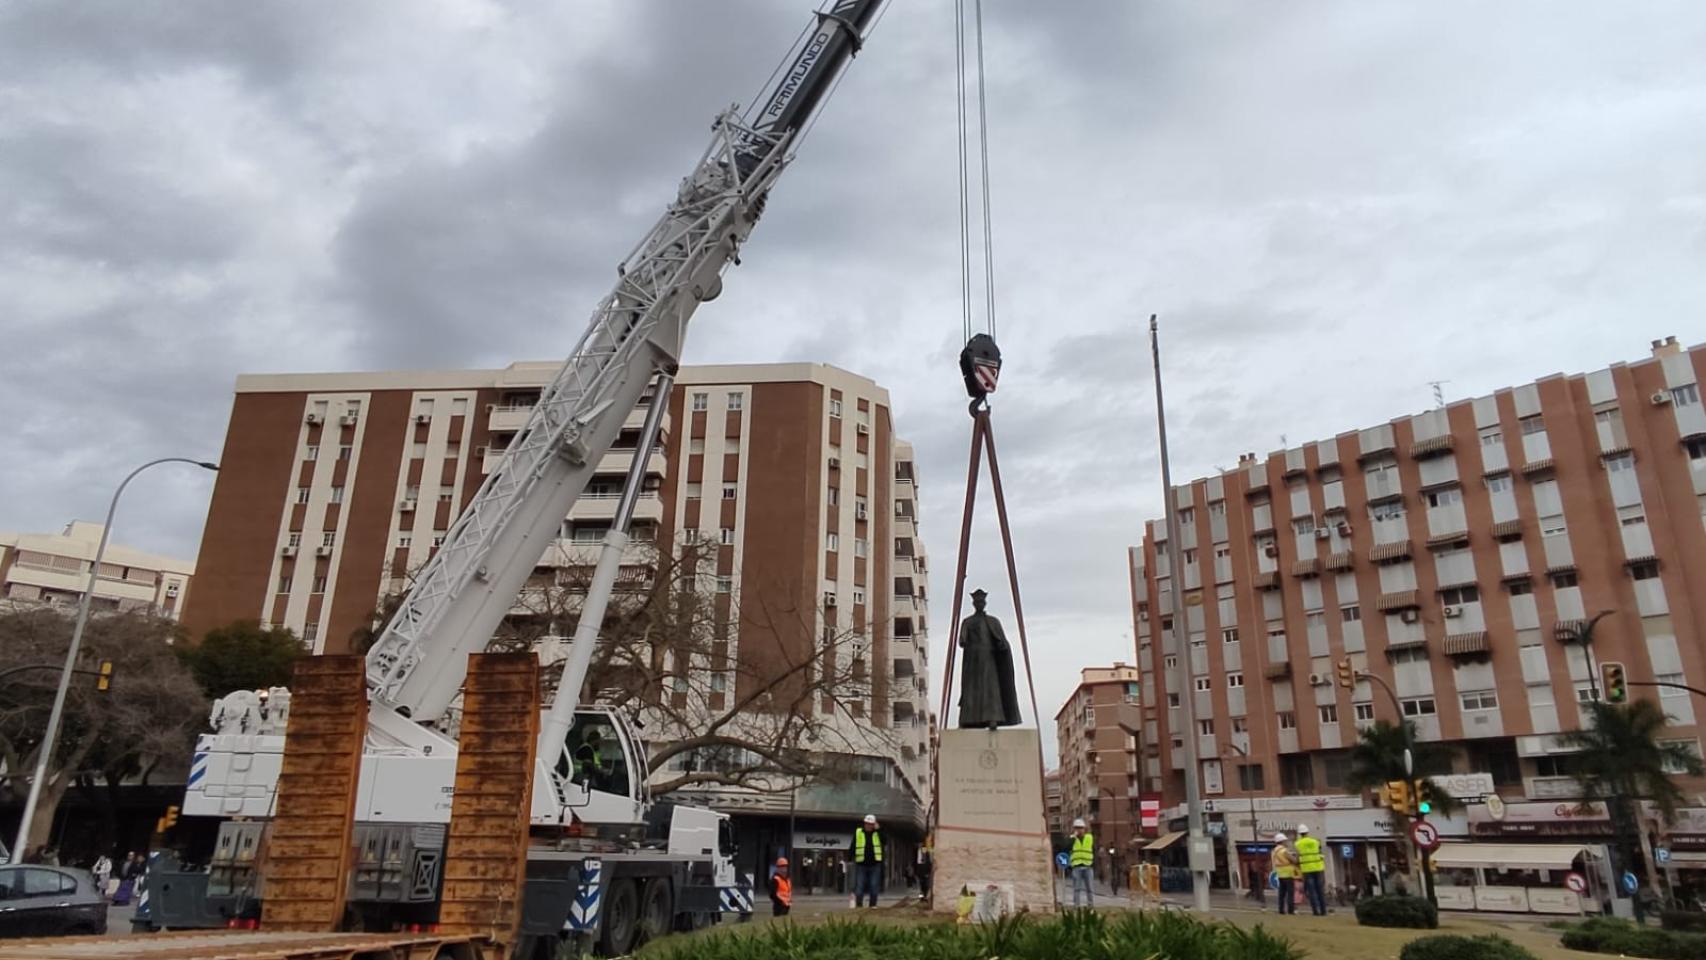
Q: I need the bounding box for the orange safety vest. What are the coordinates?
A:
[773,874,792,906]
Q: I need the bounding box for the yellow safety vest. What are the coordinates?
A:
[1271,844,1297,879]
[1070,832,1095,867]
[854,827,883,863]
[1295,836,1325,874]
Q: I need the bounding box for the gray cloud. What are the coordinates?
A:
[5,1,1706,764]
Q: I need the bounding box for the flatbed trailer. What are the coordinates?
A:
[0,930,492,960]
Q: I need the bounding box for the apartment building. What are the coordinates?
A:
[0,520,193,618]
[183,361,933,883]
[1129,337,1706,886]
[1053,664,1144,878]
[1044,769,1065,841]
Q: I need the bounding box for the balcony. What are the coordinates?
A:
[488,403,534,433]
[569,491,664,523]
[1524,776,1580,800]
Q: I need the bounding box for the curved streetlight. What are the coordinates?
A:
[10,457,218,860]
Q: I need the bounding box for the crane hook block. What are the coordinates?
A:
[960,333,1002,400]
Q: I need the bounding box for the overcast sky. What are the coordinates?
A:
[4,2,1705,764]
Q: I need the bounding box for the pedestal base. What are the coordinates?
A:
[932,727,1055,916]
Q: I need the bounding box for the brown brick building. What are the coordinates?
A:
[1053,664,1144,879]
[1129,337,1706,881]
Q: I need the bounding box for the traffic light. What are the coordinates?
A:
[1415,780,1432,817]
[96,660,114,693]
[1601,661,1627,704]
[1336,657,1355,691]
[1386,779,1412,815]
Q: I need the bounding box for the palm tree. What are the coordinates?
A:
[1344,720,1462,816]
[1561,700,1704,915]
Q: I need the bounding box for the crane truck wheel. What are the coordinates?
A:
[599,879,640,956]
[636,878,674,945]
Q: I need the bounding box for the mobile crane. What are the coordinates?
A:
[144,3,888,956]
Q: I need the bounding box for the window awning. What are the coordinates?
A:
[1144,831,1185,852]
[1431,842,1589,871]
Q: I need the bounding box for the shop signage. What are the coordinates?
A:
[1469,800,1608,835]
[1140,795,1162,833]
[794,832,851,851]
[1428,772,1495,799]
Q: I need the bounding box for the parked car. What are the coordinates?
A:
[0,865,108,938]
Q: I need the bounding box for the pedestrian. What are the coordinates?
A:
[849,814,884,908]
[1068,818,1095,908]
[1295,824,1326,916]
[768,856,793,917]
[122,851,144,880]
[92,853,113,898]
[1270,833,1296,915]
[917,840,934,899]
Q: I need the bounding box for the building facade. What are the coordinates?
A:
[1129,337,1706,887]
[183,361,932,884]
[1052,664,1144,880]
[1,521,193,619]
[1044,769,1065,842]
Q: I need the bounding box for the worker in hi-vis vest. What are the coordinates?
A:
[850,814,885,908]
[1270,832,1297,915]
[1068,818,1096,908]
[1295,824,1327,916]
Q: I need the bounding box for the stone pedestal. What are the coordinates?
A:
[933,728,1055,915]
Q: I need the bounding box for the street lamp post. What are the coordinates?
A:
[10,457,217,860]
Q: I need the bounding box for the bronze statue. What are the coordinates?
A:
[957,588,1022,728]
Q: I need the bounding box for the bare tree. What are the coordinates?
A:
[0,609,207,854]
[363,539,898,797]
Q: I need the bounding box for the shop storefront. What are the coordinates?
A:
[1430,842,1607,915]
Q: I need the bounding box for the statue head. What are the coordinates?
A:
[971,588,987,612]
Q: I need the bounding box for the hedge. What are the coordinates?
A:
[1559,916,1706,960]
[1398,934,1537,960]
[641,910,1303,960]
[1354,893,1439,929]
[1659,909,1706,933]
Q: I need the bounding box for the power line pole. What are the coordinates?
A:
[1149,314,1212,913]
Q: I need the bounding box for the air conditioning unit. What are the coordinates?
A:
[823,592,838,607]
[281,545,297,557]
[828,457,841,470]
[1443,605,1463,618]
[1315,527,1332,540]
[1264,545,1279,558]
[1651,392,1672,406]
[165,584,180,598]
[339,414,358,426]
[1337,522,1353,536]
[315,546,334,557]
[1400,609,1420,624]
[399,498,417,512]
[855,504,868,520]
[1308,672,1328,687]
[415,414,431,424]
[305,413,323,425]
[856,422,870,435]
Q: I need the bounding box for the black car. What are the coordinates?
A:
[0,865,108,938]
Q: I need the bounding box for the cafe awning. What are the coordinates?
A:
[1431,843,1589,871]
[1144,831,1185,852]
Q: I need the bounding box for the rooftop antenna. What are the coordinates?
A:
[1428,380,1450,409]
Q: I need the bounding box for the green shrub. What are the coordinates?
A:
[1660,908,1706,932]
[640,911,1302,960]
[1398,933,1538,960]
[1559,916,1706,959]
[1354,893,1439,929]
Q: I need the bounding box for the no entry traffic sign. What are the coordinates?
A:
[1410,820,1441,852]
[1564,872,1587,894]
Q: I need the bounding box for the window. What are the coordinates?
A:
[1460,690,1498,711]
[1371,501,1405,521]
[1630,561,1660,581]
[1238,763,1266,791]
[312,575,327,593]
[852,588,865,605]
[1354,702,1376,722]
[439,485,455,502]
[851,538,867,557]
[1195,677,1212,692]
[1550,570,1579,588]
[1660,739,1702,775]
[1293,517,1315,535]
[1605,453,1635,474]
[1658,672,1688,697]
[1425,487,1462,508]
[1210,501,1227,518]
[1479,427,1502,447]
[710,673,727,694]
[1232,717,1249,734]
[1400,697,1437,717]
[826,532,840,552]
[1222,628,1240,644]
[296,487,311,505]
[727,392,744,411]
[1671,383,1701,407]
[1575,682,1600,705]
[1507,578,1533,596]
[1179,507,1195,525]
[321,531,336,548]
[287,532,301,548]
[1341,605,1362,622]
[1535,755,1577,777]
[397,534,412,548]
[1197,719,1214,736]
[1163,655,1178,669]
[304,444,318,462]
[827,487,839,506]
[431,533,446,548]
[1167,692,1181,708]
[1439,585,1480,605]
[338,444,352,461]
[1227,672,1244,688]
[1486,473,1512,494]
[691,392,708,411]
[1318,704,1338,724]
[304,621,319,643]
[329,486,344,504]
[722,484,738,500]
[1182,547,1198,564]
[1390,647,1429,665]
[720,527,736,545]
[277,575,291,593]
[1277,711,1297,730]
[1191,636,1207,650]
[1519,415,1546,435]
[411,441,428,458]
[1540,516,1567,537]
[1687,438,1706,461]
[716,577,732,594]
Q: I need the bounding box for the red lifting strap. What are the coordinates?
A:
[929,408,1047,829]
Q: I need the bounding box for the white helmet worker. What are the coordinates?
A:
[1072,818,1087,829]
[1272,832,1288,842]
[1297,824,1311,835]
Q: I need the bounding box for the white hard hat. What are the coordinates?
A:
[1297,824,1311,835]
[864,814,877,824]
[1273,832,1287,841]
[1072,818,1087,829]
